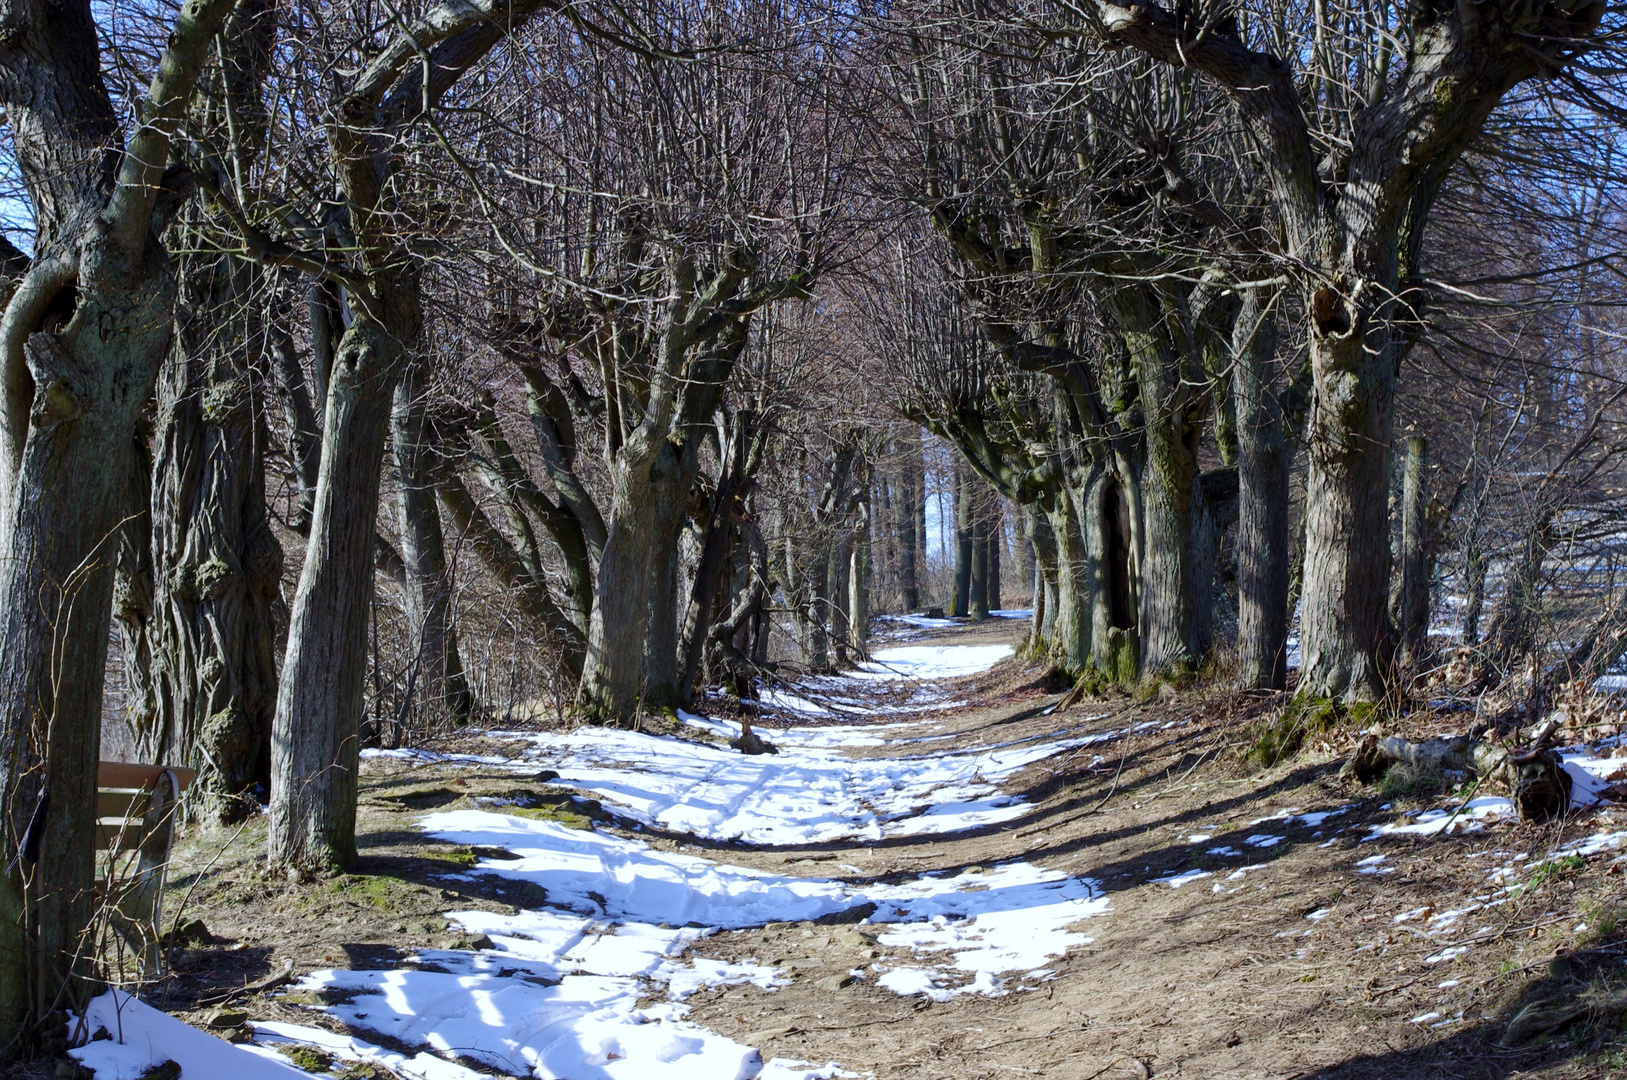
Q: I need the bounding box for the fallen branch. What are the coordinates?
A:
[199,958,296,1006]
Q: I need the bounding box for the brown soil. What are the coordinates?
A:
[141,617,1627,1079]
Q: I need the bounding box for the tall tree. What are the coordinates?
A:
[0,0,244,1041]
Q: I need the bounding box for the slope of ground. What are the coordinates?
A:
[72,615,1627,1080]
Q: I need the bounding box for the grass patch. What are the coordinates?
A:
[1378,762,1443,804]
[1514,854,1588,896]
[508,792,607,830]
[325,873,419,913]
[1578,901,1626,949]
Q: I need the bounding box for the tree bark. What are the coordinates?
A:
[850,491,871,657]
[803,543,832,672]
[1296,324,1402,701]
[122,305,284,822]
[987,500,1002,612]
[577,440,667,721]
[640,441,688,710]
[1025,504,1058,655]
[969,496,990,620]
[1122,300,1212,679]
[1046,494,1092,673]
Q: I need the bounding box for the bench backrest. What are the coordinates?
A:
[95,763,197,853]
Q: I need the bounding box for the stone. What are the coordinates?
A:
[203,1007,248,1029]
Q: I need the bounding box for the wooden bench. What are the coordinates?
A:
[96,762,196,975]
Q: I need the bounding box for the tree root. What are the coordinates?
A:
[1502,988,1627,1046]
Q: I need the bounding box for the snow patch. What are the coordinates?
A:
[70,991,311,1080]
[1364,797,1515,839]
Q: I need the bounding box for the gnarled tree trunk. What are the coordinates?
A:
[0,0,240,1035]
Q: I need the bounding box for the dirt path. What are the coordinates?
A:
[156,616,1627,1080]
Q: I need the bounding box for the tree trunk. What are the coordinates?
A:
[1025,504,1056,656]
[969,502,990,620]
[1018,511,1036,606]
[1046,495,1092,673]
[1395,436,1432,673]
[0,254,179,1035]
[831,538,852,667]
[952,463,972,617]
[1232,296,1290,690]
[126,310,283,822]
[805,544,831,672]
[391,364,472,732]
[270,317,408,875]
[679,482,741,704]
[577,442,667,722]
[850,494,871,657]
[1478,509,1558,681]
[1085,467,1137,682]
[1296,319,1401,703]
[1135,373,1211,678]
[897,432,921,611]
[987,500,1002,612]
[1463,542,1488,647]
[640,442,688,711]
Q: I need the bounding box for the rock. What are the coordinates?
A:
[138,1064,181,1080]
[164,919,214,947]
[203,1007,248,1029]
[924,607,945,619]
[816,974,856,991]
[812,902,877,926]
[438,933,494,951]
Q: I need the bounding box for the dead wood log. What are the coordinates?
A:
[1345,732,1572,821]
